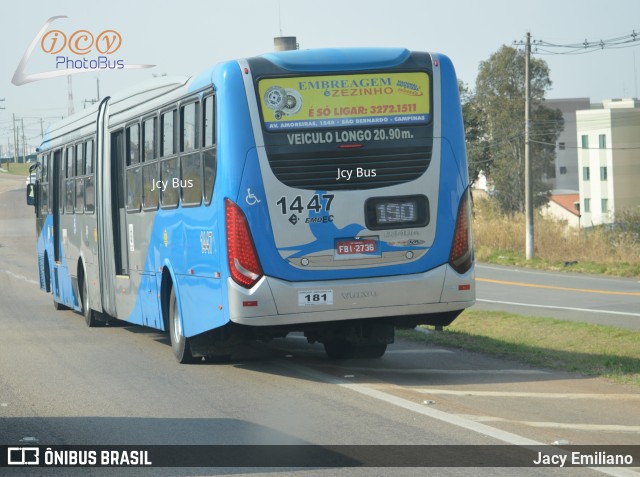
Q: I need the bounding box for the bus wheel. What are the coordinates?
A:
[44,256,51,292]
[52,297,69,311]
[323,339,355,359]
[50,264,69,311]
[357,343,387,359]
[81,274,100,327]
[169,286,195,364]
[324,340,387,359]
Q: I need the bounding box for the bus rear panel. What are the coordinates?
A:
[222,49,474,356]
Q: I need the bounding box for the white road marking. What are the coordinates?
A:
[281,362,640,477]
[338,367,550,375]
[0,268,39,286]
[457,414,640,433]
[412,388,640,400]
[477,298,640,318]
[385,349,455,354]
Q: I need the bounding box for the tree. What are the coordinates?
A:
[460,81,490,185]
[464,45,564,213]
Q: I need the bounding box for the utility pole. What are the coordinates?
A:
[12,113,18,170]
[21,118,26,163]
[524,31,534,260]
[0,100,5,169]
[67,75,75,116]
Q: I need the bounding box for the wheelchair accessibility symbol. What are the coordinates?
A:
[245,188,261,206]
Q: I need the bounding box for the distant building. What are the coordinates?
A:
[545,98,591,192]
[576,98,640,227]
[542,192,581,228]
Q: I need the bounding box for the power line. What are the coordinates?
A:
[514,29,640,56]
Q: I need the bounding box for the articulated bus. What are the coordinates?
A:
[27,48,474,362]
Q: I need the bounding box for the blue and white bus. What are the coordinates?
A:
[27,47,474,362]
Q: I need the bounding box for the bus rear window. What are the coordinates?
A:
[258,72,430,131]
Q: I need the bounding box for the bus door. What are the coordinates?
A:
[109,129,129,276]
[95,98,119,317]
[96,126,130,318]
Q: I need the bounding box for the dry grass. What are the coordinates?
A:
[472,197,640,277]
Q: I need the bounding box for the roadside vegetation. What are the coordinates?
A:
[401,310,640,387]
[0,162,31,176]
[473,196,640,277]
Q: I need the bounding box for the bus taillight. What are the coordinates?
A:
[225,198,263,288]
[448,189,473,275]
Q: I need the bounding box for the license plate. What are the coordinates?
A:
[298,290,333,306]
[336,239,377,255]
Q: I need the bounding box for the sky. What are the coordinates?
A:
[1,0,640,156]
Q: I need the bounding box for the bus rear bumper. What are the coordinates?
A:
[227,263,475,327]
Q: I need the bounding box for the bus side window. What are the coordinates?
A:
[65,146,75,214]
[76,143,85,176]
[85,139,94,214]
[160,157,179,208]
[126,124,142,212]
[181,102,197,153]
[160,109,179,208]
[161,110,175,157]
[203,95,215,147]
[66,146,74,178]
[40,153,49,216]
[126,166,142,212]
[180,101,202,206]
[142,162,159,210]
[143,117,157,161]
[142,117,159,210]
[75,175,85,214]
[41,153,48,182]
[75,143,84,214]
[203,94,216,206]
[85,139,94,174]
[127,124,140,166]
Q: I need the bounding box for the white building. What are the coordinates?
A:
[576,99,640,227]
[542,192,581,228]
[545,98,591,191]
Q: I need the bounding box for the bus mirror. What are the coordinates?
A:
[26,183,36,206]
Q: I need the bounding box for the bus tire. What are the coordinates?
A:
[169,286,195,364]
[324,340,387,359]
[50,263,69,311]
[81,273,101,327]
[357,343,387,359]
[323,339,355,359]
[52,296,69,311]
[204,354,232,364]
[43,254,51,292]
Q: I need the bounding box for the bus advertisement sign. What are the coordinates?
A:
[258,72,430,130]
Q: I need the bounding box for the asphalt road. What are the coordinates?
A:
[0,173,638,477]
[475,264,640,330]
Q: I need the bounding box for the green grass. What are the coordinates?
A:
[400,310,640,386]
[1,162,31,176]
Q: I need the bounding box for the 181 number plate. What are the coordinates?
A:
[298,290,333,306]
